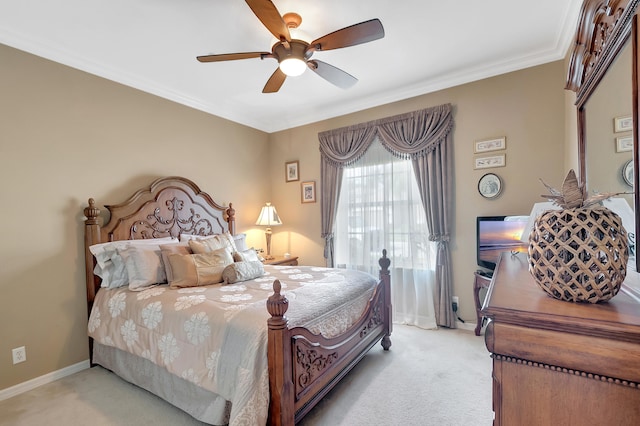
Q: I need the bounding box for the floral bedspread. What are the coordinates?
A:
[88,265,377,426]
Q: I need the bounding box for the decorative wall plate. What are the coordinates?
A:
[478,173,502,199]
[623,159,634,187]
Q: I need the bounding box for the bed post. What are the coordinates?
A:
[226,203,236,235]
[379,249,392,350]
[266,279,295,426]
[84,198,102,310]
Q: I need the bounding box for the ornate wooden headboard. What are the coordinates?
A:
[83,176,236,306]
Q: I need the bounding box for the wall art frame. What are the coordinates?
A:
[474,137,506,153]
[616,135,633,153]
[301,181,316,203]
[614,115,633,133]
[474,154,506,169]
[285,161,299,182]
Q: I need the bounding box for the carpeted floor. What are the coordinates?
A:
[0,325,493,426]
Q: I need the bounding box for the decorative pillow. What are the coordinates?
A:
[179,233,209,242]
[222,261,265,284]
[159,242,192,283]
[118,244,168,291]
[188,232,237,254]
[233,248,261,263]
[168,247,234,289]
[89,237,176,288]
[233,233,248,252]
[180,232,247,250]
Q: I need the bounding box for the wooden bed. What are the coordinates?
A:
[83,176,392,425]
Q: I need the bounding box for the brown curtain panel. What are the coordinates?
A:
[318,103,456,327]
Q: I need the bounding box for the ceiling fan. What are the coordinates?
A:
[196,0,385,93]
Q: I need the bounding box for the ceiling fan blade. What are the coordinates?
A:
[197,52,270,62]
[245,0,291,42]
[263,68,287,93]
[308,60,357,89]
[310,19,384,51]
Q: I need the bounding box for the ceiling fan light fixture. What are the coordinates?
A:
[279,57,307,76]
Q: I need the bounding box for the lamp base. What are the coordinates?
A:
[264,229,274,260]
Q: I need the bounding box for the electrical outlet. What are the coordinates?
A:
[452,296,460,312]
[452,296,459,305]
[12,346,26,364]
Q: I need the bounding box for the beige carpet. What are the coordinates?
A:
[0,325,493,426]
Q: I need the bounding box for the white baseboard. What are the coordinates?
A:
[456,320,478,332]
[0,359,90,401]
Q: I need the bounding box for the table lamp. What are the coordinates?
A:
[255,202,282,259]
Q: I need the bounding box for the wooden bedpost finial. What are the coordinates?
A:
[226,203,236,234]
[267,279,289,320]
[379,249,390,273]
[84,198,100,225]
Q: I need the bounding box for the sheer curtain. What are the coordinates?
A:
[334,140,437,329]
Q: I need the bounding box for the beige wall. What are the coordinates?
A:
[1,41,573,391]
[0,44,270,390]
[268,61,567,322]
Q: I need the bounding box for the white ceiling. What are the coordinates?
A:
[0,0,583,133]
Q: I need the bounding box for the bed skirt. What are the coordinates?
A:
[93,342,231,425]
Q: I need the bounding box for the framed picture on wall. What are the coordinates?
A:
[285,161,299,182]
[301,181,316,203]
[616,135,633,152]
[614,115,633,133]
[474,154,506,169]
[474,137,506,153]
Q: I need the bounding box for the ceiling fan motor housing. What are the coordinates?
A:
[272,39,312,63]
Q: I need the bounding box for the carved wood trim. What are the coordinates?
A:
[492,353,640,389]
[291,283,387,400]
[295,346,339,390]
[101,177,233,241]
[83,176,235,304]
[566,0,636,103]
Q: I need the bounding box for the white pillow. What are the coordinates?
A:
[118,244,169,291]
[233,248,260,263]
[89,237,176,288]
[222,261,265,284]
[233,233,248,252]
[180,233,209,242]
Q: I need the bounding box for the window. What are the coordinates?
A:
[334,140,437,328]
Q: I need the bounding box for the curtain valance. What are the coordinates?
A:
[318,103,453,166]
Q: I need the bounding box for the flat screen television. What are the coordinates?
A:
[476,215,529,273]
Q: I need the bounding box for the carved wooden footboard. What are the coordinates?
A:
[267,252,392,426]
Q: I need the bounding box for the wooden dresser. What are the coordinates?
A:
[482,252,640,426]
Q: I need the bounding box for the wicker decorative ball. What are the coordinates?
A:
[528,207,628,303]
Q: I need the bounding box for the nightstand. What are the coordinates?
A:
[263,255,299,266]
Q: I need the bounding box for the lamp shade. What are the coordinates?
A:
[255,203,282,227]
